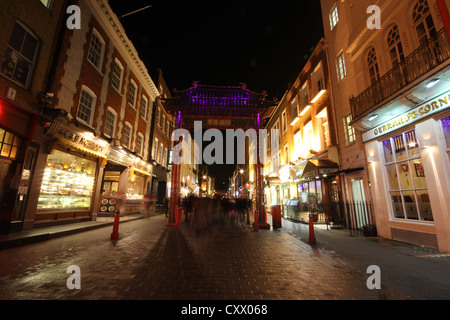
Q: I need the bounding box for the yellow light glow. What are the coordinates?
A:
[290,117,300,126]
[300,105,311,116]
[311,90,326,103]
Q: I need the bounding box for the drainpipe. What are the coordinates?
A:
[437,0,450,42]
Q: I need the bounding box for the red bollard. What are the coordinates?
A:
[309,214,317,245]
[175,207,183,229]
[110,210,120,240]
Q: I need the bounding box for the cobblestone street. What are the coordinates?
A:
[2,214,450,304]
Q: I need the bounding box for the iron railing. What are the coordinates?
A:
[350,29,450,121]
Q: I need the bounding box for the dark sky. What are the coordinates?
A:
[108,0,325,191]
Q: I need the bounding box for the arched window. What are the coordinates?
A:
[412,0,437,45]
[367,47,380,85]
[387,25,405,66]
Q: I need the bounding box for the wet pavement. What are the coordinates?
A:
[1,214,450,302]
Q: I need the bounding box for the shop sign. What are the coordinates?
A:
[133,159,152,176]
[109,149,133,167]
[362,90,450,142]
[55,128,109,156]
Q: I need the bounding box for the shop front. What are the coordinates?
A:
[99,148,154,217]
[364,89,450,252]
[35,125,109,226]
[291,159,339,223]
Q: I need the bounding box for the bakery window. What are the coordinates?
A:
[38,150,97,211]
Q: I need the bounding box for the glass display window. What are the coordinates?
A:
[127,172,146,199]
[38,150,97,212]
[382,130,433,221]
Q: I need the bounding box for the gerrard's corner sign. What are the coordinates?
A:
[362,90,450,143]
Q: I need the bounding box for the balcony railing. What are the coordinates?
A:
[350,29,450,121]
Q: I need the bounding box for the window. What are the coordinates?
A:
[294,130,302,161]
[40,0,52,9]
[283,143,289,166]
[153,138,159,160]
[38,150,97,212]
[336,52,347,82]
[136,133,144,156]
[0,128,22,159]
[163,147,168,167]
[291,97,299,121]
[156,108,161,127]
[1,22,39,88]
[367,47,380,85]
[383,130,433,221]
[104,108,117,138]
[162,114,166,133]
[387,25,405,66]
[159,143,164,163]
[123,122,132,149]
[317,108,330,149]
[87,29,105,70]
[140,96,148,120]
[111,60,123,92]
[329,3,339,31]
[343,114,356,146]
[77,86,96,126]
[128,81,137,107]
[282,111,287,133]
[412,0,437,46]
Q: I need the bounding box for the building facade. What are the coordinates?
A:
[264,39,340,223]
[321,0,450,251]
[1,0,165,231]
[0,0,68,233]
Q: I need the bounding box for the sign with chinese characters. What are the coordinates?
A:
[362,90,450,142]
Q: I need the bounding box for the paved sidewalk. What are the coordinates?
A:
[0,214,145,250]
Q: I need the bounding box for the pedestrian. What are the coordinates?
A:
[164,197,169,217]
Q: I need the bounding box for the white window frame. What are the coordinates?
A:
[343,114,356,146]
[336,52,347,82]
[158,142,164,163]
[140,95,148,120]
[111,59,124,93]
[382,130,433,222]
[128,80,137,108]
[77,86,97,126]
[2,21,40,89]
[329,3,339,31]
[156,108,161,127]
[104,107,118,138]
[123,122,133,149]
[282,110,287,133]
[153,138,159,160]
[87,28,105,71]
[136,133,144,157]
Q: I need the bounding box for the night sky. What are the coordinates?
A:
[108,0,325,191]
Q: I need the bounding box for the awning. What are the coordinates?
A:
[57,138,109,159]
[296,159,339,179]
[265,177,281,185]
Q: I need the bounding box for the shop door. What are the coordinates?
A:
[0,159,15,233]
[12,144,39,224]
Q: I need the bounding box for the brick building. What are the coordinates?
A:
[0,0,68,233]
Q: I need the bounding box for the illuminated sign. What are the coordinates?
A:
[362,90,450,142]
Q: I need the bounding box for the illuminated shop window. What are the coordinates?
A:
[38,150,97,212]
[383,130,433,221]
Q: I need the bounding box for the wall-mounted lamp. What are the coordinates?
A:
[421,139,432,149]
[367,156,376,163]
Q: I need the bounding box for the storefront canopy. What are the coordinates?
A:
[295,159,339,179]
